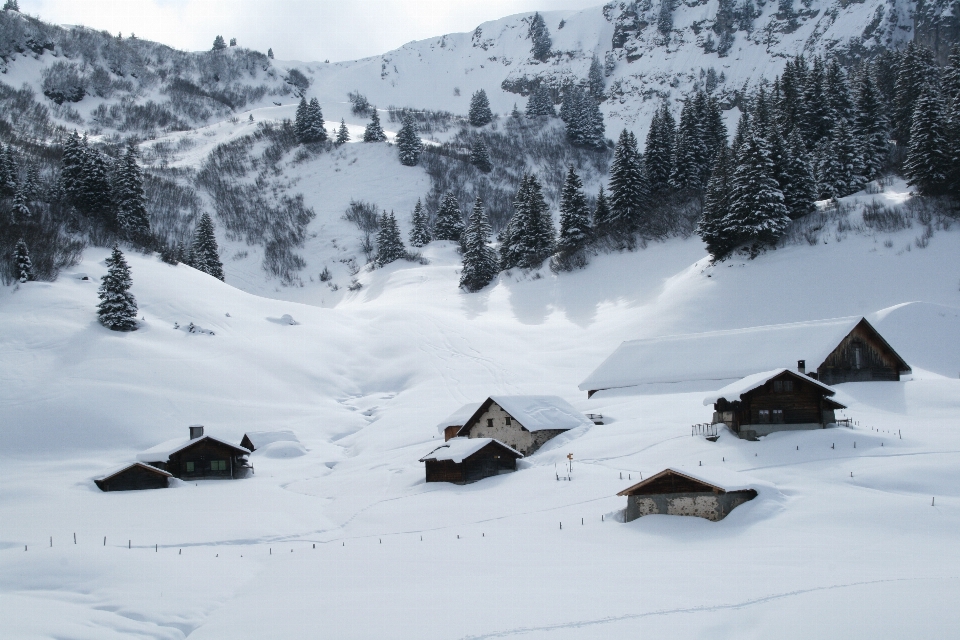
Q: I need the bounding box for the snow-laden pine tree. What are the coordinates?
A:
[904,82,949,196]
[98,246,138,331]
[409,199,431,247]
[830,118,866,198]
[724,131,790,256]
[512,174,555,269]
[813,137,841,200]
[766,124,790,197]
[470,137,493,172]
[732,109,751,154]
[0,144,15,197]
[592,186,613,240]
[78,140,113,222]
[609,129,648,235]
[499,176,529,269]
[212,35,226,51]
[396,115,422,166]
[826,60,854,124]
[553,166,592,270]
[854,65,889,181]
[702,94,728,161]
[671,96,709,192]
[782,129,817,219]
[295,97,309,143]
[468,89,493,127]
[3,1,21,12]
[893,43,936,146]
[335,119,350,145]
[697,145,734,259]
[433,191,464,242]
[562,89,605,149]
[375,211,406,266]
[588,55,605,101]
[267,48,274,59]
[525,85,555,117]
[14,238,33,283]
[10,185,30,224]
[801,56,832,146]
[60,131,84,202]
[115,144,150,240]
[191,213,224,280]
[945,46,960,104]
[645,101,675,194]
[363,108,387,142]
[528,12,552,62]
[307,98,327,142]
[459,197,499,292]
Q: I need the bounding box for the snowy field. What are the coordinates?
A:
[2,211,960,637]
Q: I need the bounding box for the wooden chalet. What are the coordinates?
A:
[704,368,847,440]
[451,395,593,456]
[420,438,522,484]
[137,425,251,480]
[94,462,172,492]
[579,316,911,397]
[617,468,757,522]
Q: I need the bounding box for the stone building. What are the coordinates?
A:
[617,468,757,522]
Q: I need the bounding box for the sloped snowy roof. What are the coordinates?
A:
[419,437,522,463]
[95,461,172,482]
[580,316,871,392]
[241,430,299,450]
[702,368,838,406]
[436,402,484,435]
[617,467,759,495]
[137,435,250,463]
[486,395,594,432]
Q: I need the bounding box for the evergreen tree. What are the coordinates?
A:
[588,55,605,101]
[60,131,84,203]
[813,137,841,200]
[295,97,310,143]
[671,95,709,191]
[831,118,866,198]
[854,65,889,180]
[516,174,554,268]
[904,83,949,195]
[499,176,529,269]
[212,35,227,51]
[4,1,22,12]
[307,98,327,142]
[724,132,790,256]
[433,191,464,241]
[609,129,648,234]
[409,199,431,247]
[947,91,960,193]
[529,12,552,61]
[375,211,406,266]
[97,246,138,331]
[645,101,675,194]
[732,109,750,154]
[511,103,522,119]
[335,119,350,145]
[10,186,30,224]
[766,123,790,198]
[657,0,674,36]
[267,48,274,59]
[0,144,16,197]
[801,56,831,146]
[703,94,728,161]
[825,60,854,124]
[782,129,817,219]
[893,43,936,146]
[697,146,734,259]
[592,186,614,240]
[944,46,960,105]
[580,94,606,149]
[363,108,387,142]
[470,137,493,172]
[14,238,33,283]
[115,144,150,240]
[525,85,555,117]
[78,141,113,223]
[459,197,499,291]
[554,166,592,270]
[191,213,224,280]
[396,115,423,166]
[468,89,494,127]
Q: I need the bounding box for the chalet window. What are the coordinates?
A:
[772,409,784,423]
[853,345,863,369]
[773,381,782,393]
[185,461,195,473]
[505,417,512,426]
[211,460,227,471]
[758,409,771,423]
[773,380,794,393]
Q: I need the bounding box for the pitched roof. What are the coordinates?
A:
[95,461,172,482]
[137,435,250,463]
[436,402,484,435]
[419,437,522,463]
[579,315,908,392]
[241,430,299,450]
[702,368,840,406]
[475,395,594,432]
[617,467,757,496]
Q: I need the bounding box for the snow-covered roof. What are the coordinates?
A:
[241,430,299,449]
[617,467,758,495]
[702,368,837,406]
[419,437,522,463]
[580,316,870,392]
[95,461,172,482]
[486,395,594,432]
[137,435,250,463]
[436,402,484,435]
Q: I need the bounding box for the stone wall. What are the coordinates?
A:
[625,490,757,522]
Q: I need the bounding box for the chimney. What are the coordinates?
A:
[189,425,204,439]
[797,360,806,374]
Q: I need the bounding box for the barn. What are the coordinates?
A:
[704,368,847,440]
[452,395,593,456]
[420,438,523,484]
[436,402,483,442]
[94,462,172,492]
[138,426,251,480]
[617,468,758,522]
[579,316,911,397]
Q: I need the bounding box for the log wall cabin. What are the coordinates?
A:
[137,426,251,480]
[94,462,172,492]
[420,438,522,484]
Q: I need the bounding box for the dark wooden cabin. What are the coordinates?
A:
[814,318,911,384]
[617,469,757,522]
[420,438,523,484]
[707,369,847,440]
[139,426,251,480]
[94,462,172,492]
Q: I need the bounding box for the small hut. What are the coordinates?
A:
[138,426,251,479]
[704,368,847,440]
[436,402,483,442]
[94,462,172,492]
[617,468,757,522]
[420,438,522,484]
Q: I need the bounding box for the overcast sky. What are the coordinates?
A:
[29,0,601,62]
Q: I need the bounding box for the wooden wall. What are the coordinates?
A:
[818,324,902,384]
[95,466,169,492]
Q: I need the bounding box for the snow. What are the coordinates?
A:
[93,461,172,482]
[419,437,522,463]
[136,435,250,463]
[489,395,595,432]
[436,402,484,434]
[242,430,300,450]
[618,466,769,494]
[703,368,838,406]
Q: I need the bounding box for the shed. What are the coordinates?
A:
[455,395,593,456]
[704,368,847,440]
[436,402,484,442]
[94,462,172,492]
[419,438,523,484]
[240,430,299,452]
[617,468,757,522]
[138,426,251,479]
[579,316,911,397]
